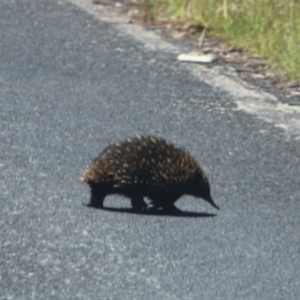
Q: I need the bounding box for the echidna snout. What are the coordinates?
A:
[203,195,219,210]
[192,175,219,210]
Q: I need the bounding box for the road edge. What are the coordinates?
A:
[68,0,300,140]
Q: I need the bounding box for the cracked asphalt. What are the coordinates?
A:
[1,0,300,299]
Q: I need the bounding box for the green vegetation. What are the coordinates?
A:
[136,0,300,80]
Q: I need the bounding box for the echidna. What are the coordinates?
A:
[80,135,219,212]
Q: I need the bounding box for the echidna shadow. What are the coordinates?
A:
[101,207,217,218]
[80,135,219,214]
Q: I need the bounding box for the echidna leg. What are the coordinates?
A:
[84,185,105,209]
[161,203,180,213]
[159,196,181,213]
[149,195,180,212]
[148,198,162,210]
[130,196,147,210]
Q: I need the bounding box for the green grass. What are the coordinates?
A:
[136,0,300,80]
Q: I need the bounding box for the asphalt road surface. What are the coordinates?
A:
[1,0,300,299]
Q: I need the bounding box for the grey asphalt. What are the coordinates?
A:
[1,0,300,299]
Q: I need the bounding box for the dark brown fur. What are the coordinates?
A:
[81,135,219,212]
